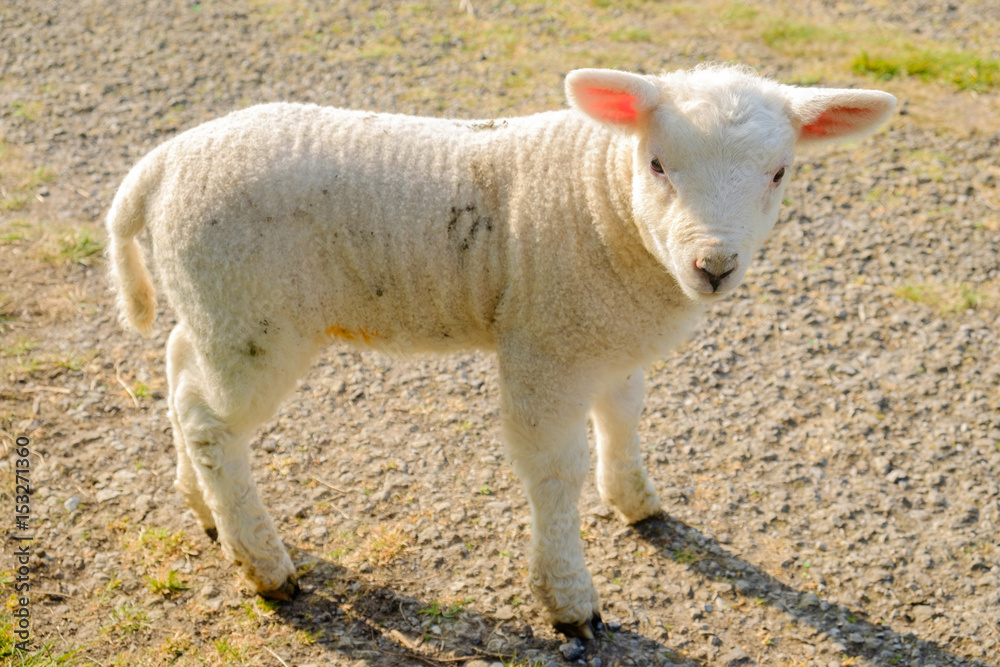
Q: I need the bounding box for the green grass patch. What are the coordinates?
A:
[854,47,1000,91]
[104,602,151,638]
[717,1,760,27]
[1,338,37,358]
[0,618,82,666]
[0,164,55,212]
[672,545,704,564]
[498,652,546,667]
[610,27,652,43]
[895,282,987,313]
[214,637,250,664]
[136,527,187,555]
[145,569,189,596]
[119,526,195,573]
[1,342,95,379]
[0,220,35,245]
[239,598,281,629]
[41,227,104,266]
[418,597,474,623]
[8,100,42,122]
[763,20,846,49]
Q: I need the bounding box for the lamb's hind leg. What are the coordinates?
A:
[166,326,216,539]
[591,368,662,524]
[167,322,300,599]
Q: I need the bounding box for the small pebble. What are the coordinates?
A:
[559,638,585,661]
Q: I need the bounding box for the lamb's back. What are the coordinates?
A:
[146,104,580,353]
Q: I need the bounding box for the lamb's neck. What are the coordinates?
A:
[592,130,637,233]
[581,126,693,314]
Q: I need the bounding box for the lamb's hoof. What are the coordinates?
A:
[258,576,299,602]
[554,611,604,641]
[205,527,219,542]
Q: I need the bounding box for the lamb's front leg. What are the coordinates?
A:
[500,365,601,639]
[591,368,662,524]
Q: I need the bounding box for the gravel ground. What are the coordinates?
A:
[1,1,999,666]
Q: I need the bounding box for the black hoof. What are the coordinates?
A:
[554,611,604,641]
[258,575,299,602]
[205,527,219,542]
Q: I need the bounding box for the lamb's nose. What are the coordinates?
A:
[694,254,737,292]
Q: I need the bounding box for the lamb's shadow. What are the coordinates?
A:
[633,513,990,666]
[268,511,990,667]
[272,550,694,666]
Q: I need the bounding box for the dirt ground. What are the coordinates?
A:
[1,1,999,666]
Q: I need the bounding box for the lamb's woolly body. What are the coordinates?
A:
[111,104,702,410]
[107,65,895,634]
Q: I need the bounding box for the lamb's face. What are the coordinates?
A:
[565,65,896,304]
[631,91,796,302]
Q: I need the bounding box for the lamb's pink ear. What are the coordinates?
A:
[565,69,662,129]
[784,86,897,144]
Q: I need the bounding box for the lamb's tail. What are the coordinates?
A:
[106,153,162,336]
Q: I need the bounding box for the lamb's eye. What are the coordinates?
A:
[772,167,786,184]
[651,158,665,174]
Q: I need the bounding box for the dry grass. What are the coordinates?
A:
[353,522,410,567]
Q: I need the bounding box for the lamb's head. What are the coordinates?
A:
[566,65,896,302]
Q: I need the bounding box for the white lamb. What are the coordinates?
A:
[107,64,894,638]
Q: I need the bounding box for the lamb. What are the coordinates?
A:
[106,64,895,638]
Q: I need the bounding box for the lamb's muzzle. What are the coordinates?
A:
[694,253,738,293]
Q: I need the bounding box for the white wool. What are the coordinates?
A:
[106,64,895,632]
